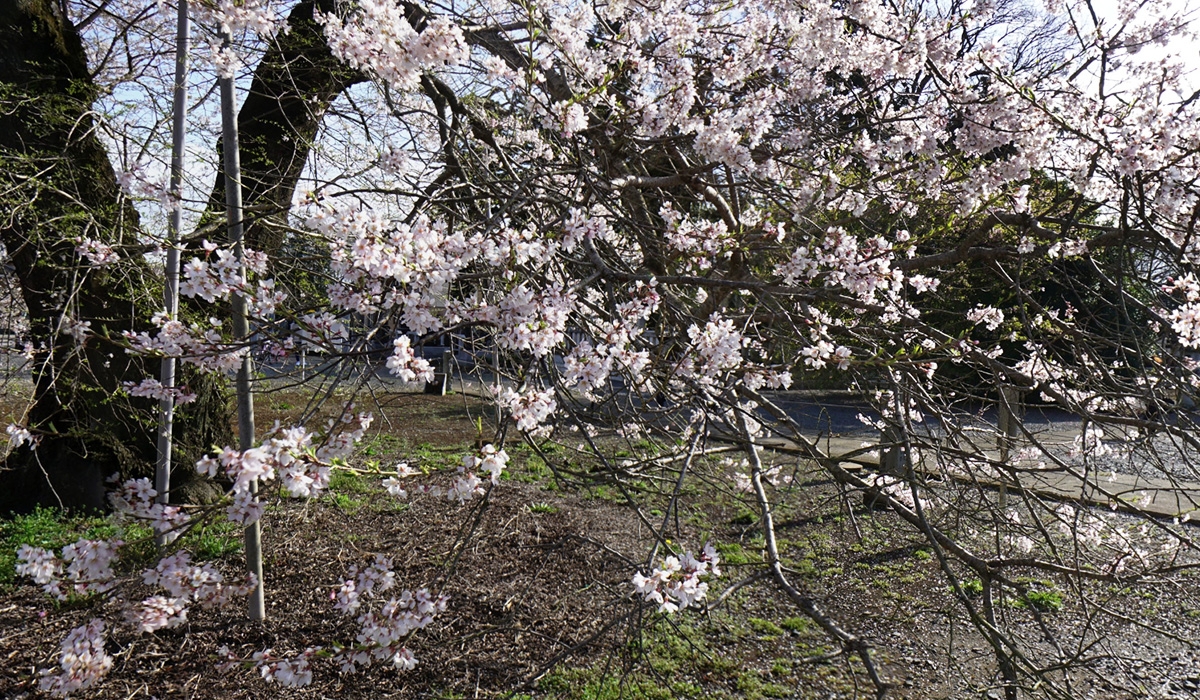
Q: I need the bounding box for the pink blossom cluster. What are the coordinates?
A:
[314,411,375,464]
[61,316,90,344]
[500,387,557,431]
[775,228,904,307]
[382,461,420,498]
[676,313,750,384]
[562,282,659,397]
[308,202,474,331]
[386,335,435,384]
[122,378,197,405]
[384,444,507,502]
[478,223,558,270]
[320,0,468,93]
[333,554,397,614]
[727,457,794,492]
[332,587,446,674]
[6,423,39,449]
[249,648,317,687]
[16,539,120,601]
[107,478,187,534]
[36,620,112,697]
[124,311,246,374]
[561,209,616,253]
[115,168,174,209]
[192,0,286,39]
[231,565,445,685]
[966,305,1005,332]
[631,544,722,614]
[179,242,276,309]
[378,146,408,174]
[1164,275,1200,347]
[496,283,575,357]
[75,238,117,266]
[562,340,612,399]
[462,442,510,484]
[214,564,444,686]
[661,203,733,270]
[194,416,372,522]
[135,551,257,630]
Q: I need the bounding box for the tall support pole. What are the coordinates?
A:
[219,33,264,621]
[155,0,189,548]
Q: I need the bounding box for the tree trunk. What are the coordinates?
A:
[205,0,364,253]
[0,0,363,513]
[0,0,229,511]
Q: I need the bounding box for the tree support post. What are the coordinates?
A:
[997,387,1022,510]
[155,0,189,549]
[220,33,264,622]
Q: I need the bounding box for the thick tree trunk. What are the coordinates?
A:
[0,0,362,513]
[206,0,364,253]
[0,0,229,511]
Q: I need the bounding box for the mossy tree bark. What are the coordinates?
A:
[0,0,227,511]
[0,0,360,512]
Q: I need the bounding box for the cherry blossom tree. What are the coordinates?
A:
[7,0,1200,696]
[288,0,1200,695]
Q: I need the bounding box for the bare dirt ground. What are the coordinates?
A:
[1,386,1199,699]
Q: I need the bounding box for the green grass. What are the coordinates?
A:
[1015,587,1065,612]
[508,455,551,483]
[715,542,754,566]
[0,507,157,587]
[539,668,700,700]
[182,517,243,560]
[748,618,786,637]
[329,469,374,494]
[326,492,365,514]
[358,433,405,458]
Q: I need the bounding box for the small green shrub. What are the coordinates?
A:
[1017,588,1065,612]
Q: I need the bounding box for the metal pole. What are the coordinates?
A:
[155,0,189,548]
[219,32,263,621]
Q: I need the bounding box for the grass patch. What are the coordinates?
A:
[539,668,700,700]
[0,507,161,588]
[1015,587,1065,612]
[329,469,373,494]
[326,492,365,514]
[182,517,243,560]
[748,618,785,637]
